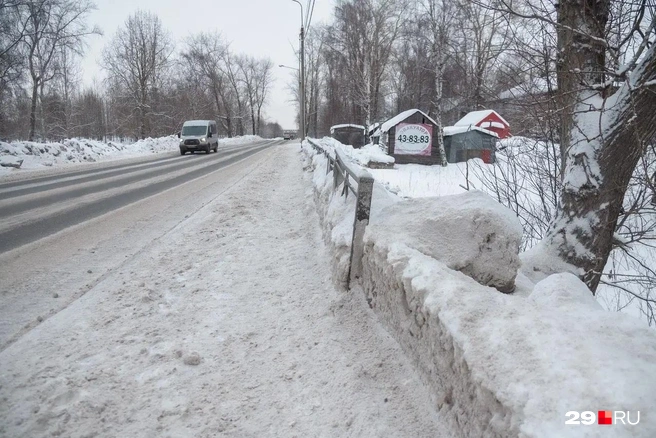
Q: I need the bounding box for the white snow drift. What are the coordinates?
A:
[302,137,656,438]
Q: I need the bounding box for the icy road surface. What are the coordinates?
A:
[0,142,450,437]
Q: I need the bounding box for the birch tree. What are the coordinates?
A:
[422,0,458,166]
[328,0,407,126]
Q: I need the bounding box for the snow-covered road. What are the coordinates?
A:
[0,142,451,437]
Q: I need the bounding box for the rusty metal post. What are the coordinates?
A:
[333,159,344,190]
[347,175,373,287]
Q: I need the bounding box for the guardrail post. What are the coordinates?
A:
[333,160,344,190]
[347,175,373,287]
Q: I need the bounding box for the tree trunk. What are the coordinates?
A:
[544,0,656,292]
[29,80,39,141]
[556,0,610,173]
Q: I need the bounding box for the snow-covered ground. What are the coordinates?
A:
[0,138,451,437]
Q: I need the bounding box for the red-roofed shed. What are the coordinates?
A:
[455,110,511,139]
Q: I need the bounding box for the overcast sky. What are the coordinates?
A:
[82,0,335,130]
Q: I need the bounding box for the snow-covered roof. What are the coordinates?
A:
[455,110,509,128]
[497,78,553,100]
[330,124,365,133]
[380,109,438,133]
[443,125,499,138]
[367,122,380,134]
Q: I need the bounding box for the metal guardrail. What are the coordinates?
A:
[306,138,374,288]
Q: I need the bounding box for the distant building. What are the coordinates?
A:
[454,110,511,139]
[330,124,366,148]
[488,78,558,139]
[443,126,498,164]
[378,109,443,165]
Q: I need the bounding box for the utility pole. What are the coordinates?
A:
[300,24,305,140]
[292,0,305,140]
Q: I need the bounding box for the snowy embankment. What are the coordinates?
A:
[302,138,656,437]
[0,135,265,175]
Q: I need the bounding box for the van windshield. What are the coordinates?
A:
[182,125,207,136]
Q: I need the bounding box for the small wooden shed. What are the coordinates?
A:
[443,126,498,164]
[330,124,366,148]
[454,109,511,139]
[380,109,442,165]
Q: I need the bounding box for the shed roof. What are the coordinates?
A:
[367,122,380,134]
[454,110,509,127]
[380,109,438,133]
[330,124,365,133]
[443,125,499,138]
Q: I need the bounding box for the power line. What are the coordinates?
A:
[306,0,316,34]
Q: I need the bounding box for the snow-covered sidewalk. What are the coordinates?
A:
[0,143,449,437]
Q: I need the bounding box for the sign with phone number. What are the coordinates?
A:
[395,123,432,156]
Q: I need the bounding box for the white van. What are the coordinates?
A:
[178,120,219,155]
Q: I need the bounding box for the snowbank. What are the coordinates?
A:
[301,137,656,437]
[360,240,656,437]
[0,135,266,175]
[302,145,357,288]
[0,136,180,173]
[367,191,523,292]
[320,136,394,166]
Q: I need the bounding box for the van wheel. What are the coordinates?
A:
[180,148,186,155]
[205,145,211,154]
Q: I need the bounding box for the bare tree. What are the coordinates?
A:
[539,0,656,292]
[422,0,459,166]
[239,56,273,135]
[101,10,173,139]
[252,59,273,136]
[302,27,324,137]
[0,1,29,100]
[453,0,510,112]
[221,51,247,136]
[181,32,235,135]
[20,0,99,140]
[327,0,407,127]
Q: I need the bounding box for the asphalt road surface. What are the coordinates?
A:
[0,138,280,350]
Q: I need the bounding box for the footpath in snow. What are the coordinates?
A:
[0,143,451,437]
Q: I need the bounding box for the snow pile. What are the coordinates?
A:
[530,273,603,310]
[221,135,263,145]
[360,239,656,437]
[0,135,266,174]
[343,143,395,166]
[367,191,523,292]
[302,143,358,288]
[302,136,656,437]
[302,140,399,287]
[318,136,394,166]
[0,136,180,172]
